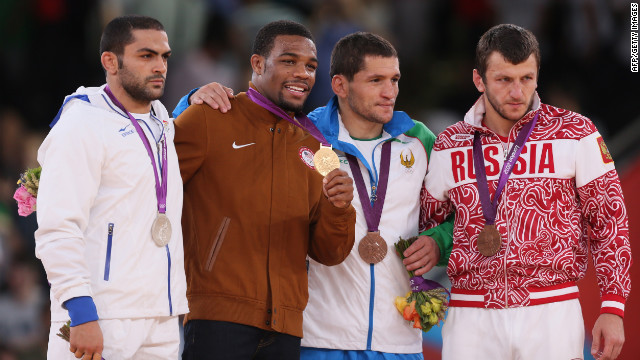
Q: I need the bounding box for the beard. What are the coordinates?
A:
[485,88,534,122]
[346,92,393,125]
[119,66,165,103]
[275,91,305,113]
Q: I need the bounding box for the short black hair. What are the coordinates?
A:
[99,15,165,58]
[475,24,540,80]
[330,32,397,81]
[252,20,314,58]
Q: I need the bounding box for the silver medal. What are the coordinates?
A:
[151,213,172,247]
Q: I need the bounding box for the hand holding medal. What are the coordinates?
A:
[313,144,340,176]
[315,144,353,208]
[320,166,354,209]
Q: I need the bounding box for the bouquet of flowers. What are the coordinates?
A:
[13,166,41,216]
[393,236,449,332]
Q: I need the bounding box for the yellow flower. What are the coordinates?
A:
[420,302,432,315]
[394,296,408,314]
[430,297,442,313]
[428,312,439,326]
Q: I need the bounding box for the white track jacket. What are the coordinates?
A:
[35,85,188,322]
[301,96,453,353]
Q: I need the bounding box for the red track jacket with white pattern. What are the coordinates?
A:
[420,93,631,317]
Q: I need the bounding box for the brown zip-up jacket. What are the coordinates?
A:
[174,90,356,337]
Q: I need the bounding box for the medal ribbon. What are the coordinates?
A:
[410,276,450,295]
[104,86,168,214]
[473,112,539,225]
[346,141,392,232]
[246,88,330,146]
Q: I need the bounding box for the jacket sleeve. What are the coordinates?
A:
[576,131,631,318]
[173,104,209,184]
[35,105,103,310]
[421,214,454,267]
[307,195,356,266]
[172,87,199,118]
[409,120,455,267]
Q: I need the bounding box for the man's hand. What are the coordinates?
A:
[190,82,235,112]
[591,313,624,360]
[69,321,103,360]
[322,169,354,209]
[402,235,440,276]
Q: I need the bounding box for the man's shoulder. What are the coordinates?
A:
[177,93,254,121]
[538,103,597,139]
[401,120,435,141]
[431,121,472,151]
[54,98,118,132]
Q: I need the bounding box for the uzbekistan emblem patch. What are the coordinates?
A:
[400,149,415,173]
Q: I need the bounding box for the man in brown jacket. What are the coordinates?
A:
[173,20,356,359]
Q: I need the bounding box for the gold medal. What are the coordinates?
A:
[477,224,501,257]
[313,144,340,176]
[358,231,388,264]
[151,213,172,247]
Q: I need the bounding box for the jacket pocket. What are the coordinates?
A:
[104,223,114,281]
[205,217,230,271]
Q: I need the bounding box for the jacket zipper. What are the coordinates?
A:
[502,134,511,308]
[206,217,231,271]
[104,223,114,281]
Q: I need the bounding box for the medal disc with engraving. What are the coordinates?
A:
[314,145,340,176]
[477,224,501,257]
[358,232,388,264]
[151,213,172,247]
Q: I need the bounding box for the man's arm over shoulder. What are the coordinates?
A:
[172,83,235,118]
[419,126,455,253]
[172,88,199,118]
[35,104,104,319]
[405,120,454,266]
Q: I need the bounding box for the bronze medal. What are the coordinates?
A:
[151,213,172,247]
[314,144,340,176]
[358,231,388,264]
[477,224,501,257]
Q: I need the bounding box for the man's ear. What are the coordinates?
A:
[250,54,265,76]
[472,69,485,93]
[331,75,348,98]
[101,52,119,75]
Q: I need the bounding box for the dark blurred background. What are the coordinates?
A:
[0,0,638,359]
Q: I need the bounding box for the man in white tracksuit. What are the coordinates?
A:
[299,33,453,359]
[35,15,187,360]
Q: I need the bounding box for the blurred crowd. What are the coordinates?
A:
[0,0,638,358]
